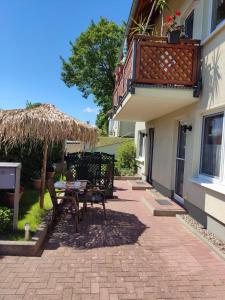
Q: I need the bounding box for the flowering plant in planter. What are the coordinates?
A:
[164,10,184,43]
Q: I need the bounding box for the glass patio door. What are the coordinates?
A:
[174,123,186,205]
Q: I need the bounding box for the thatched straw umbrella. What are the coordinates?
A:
[0,104,98,208]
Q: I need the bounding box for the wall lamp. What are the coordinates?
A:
[181,124,192,133]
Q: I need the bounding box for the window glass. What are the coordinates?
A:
[200,113,224,177]
[212,0,225,31]
[185,10,194,39]
[139,133,144,157]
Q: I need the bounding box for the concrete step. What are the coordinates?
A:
[128,180,152,190]
[114,175,142,181]
[142,190,186,217]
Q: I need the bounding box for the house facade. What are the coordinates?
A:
[112,0,225,242]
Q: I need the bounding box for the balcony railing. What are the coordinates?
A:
[113,35,201,108]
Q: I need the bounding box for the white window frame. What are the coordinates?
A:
[209,0,225,34]
[199,111,225,185]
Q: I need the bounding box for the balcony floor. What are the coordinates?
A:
[113,86,198,122]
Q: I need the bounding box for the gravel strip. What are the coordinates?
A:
[180,214,225,254]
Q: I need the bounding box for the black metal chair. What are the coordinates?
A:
[47,178,79,232]
[79,181,106,219]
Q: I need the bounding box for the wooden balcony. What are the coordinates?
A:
[113,35,201,111]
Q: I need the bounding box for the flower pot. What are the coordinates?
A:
[6,192,23,208]
[46,171,55,179]
[167,30,181,44]
[32,178,41,190]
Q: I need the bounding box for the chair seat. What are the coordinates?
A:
[92,194,104,202]
[78,193,104,203]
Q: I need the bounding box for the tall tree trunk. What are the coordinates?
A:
[40,140,48,208]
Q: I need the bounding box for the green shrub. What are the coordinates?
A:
[0,207,13,232]
[115,141,137,176]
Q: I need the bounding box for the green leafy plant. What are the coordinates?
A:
[155,0,170,36]
[130,17,155,37]
[0,207,13,232]
[115,141,137,176]
[25,101,42,109]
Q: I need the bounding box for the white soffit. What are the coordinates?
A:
[113,87,198,122]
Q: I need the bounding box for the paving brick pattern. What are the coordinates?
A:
[1,180,225,299]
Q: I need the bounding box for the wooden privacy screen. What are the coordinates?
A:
[136,41,198,86]
[113,36,200,107]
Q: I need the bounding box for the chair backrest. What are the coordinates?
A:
[65,170,75,182]
[47,178,57,209]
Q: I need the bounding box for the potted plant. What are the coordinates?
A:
[155,0,169,36]
[165,10,184,44]
[130,16,155,38]
[31,171,41,190]
[46,162,55,179]
[6,186,24,208]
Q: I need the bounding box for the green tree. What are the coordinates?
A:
[61,17,124,132]
[95,110,108,136]
[26,101,42,109]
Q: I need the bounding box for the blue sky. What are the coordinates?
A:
[0,0,132,124]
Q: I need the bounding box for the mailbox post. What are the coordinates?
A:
[0,162,22,230]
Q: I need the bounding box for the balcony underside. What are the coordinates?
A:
[113,86,198,122]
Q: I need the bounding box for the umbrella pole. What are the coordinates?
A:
[40,140,48,208]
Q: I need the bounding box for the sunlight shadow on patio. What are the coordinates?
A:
[45,208,147,250]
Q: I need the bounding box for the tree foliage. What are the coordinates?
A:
[61,17,125,130]
[26,101,42,109]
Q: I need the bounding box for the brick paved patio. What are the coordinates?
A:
[0,180,225,299]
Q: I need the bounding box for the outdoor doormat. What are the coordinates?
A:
[156,199,173,206]
[136,181,146,185]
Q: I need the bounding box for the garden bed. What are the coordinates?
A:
[0,189,52,241]
[0,210,53,256]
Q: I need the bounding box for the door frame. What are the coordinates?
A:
[147,128,155,184]
[174,122,186,205]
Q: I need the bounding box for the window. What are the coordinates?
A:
[211,0,225,31]
[200,113,224,178]
[139,132,145,157]
[185,10,194,39]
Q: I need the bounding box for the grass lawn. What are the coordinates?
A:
[1,189,52,241]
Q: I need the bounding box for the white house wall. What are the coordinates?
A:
[134,0,225,238]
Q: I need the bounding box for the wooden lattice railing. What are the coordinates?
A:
[113,35,201,107]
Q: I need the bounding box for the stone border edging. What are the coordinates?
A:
[114,176,141,180]
[0,211,54,257]
[176,214,225,262]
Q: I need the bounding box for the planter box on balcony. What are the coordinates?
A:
[167,30,181,44]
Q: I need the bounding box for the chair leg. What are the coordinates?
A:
[74,213,79,233]
[102,199,106,220]
[71,197,79,232]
